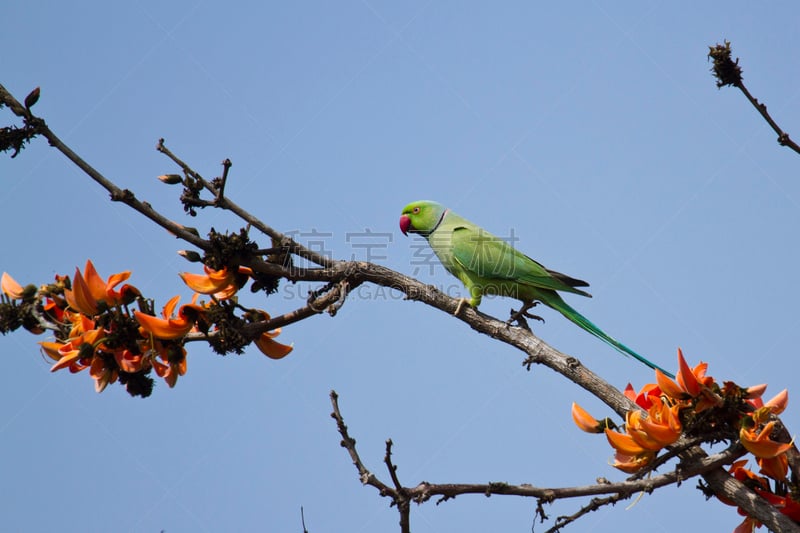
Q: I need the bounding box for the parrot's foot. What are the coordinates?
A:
[453,298,471,316]
[506,302,544,330]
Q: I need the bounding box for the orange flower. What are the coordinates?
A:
[610,450,655,473]
[758,453,789,481]
[743,383,768,400]
[90,355,119,393]
[601,394,682,473]
[66,311,95,339]
[150,342,187,388]
[628,397,682,449]
[655,368,687,400]
[623,382,662,410]
[179,266,251,299]
[44,328,105,373]
[43,297,65,323]
[64,265,100,315]
[605,427,649,455]
[134,295,204,340]
[252,311,293,359]
[656,348,720,411]
[1,272,25,299]
[39,341,65,363]
[740,421,793,459]
[763,389,789,415]
[114,349,146,373]
[63,260,139,316]
[571,403,611,433]
[676,348,704,397]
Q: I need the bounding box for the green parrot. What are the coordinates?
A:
[399,200,670,375]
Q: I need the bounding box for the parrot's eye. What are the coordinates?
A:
[412,207,420,214]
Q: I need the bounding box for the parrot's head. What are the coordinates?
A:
[399,200,447,236]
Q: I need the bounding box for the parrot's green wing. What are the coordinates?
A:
[434,213,673,377]
[449,225,591,297]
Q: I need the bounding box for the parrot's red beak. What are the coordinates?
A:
[399,214,412,236]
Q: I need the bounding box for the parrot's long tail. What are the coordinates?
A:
[540,293,674,378]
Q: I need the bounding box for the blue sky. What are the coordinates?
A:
[2,2,799,532]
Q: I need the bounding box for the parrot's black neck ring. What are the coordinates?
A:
[419,208,448,237]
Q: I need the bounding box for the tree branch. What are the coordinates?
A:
[708,41,800,155]
[331,390,800,532]
[0,84,210,250]
[156,138,335,267]
[3,82,798,532]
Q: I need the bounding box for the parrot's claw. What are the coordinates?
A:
[506,302,544,330]
[453,298,471,316]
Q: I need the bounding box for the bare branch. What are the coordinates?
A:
[708,41,800,155]
[156,139,334,267]
[329,391,396,497]
[0,84,210,249]
[300,506,309,533]
[185,280,352,345]
[331,390,800,532]
[384,440,411,533]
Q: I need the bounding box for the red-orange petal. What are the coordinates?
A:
[152,357,169,377]
[255,336,293,359]
[82,260,108,303]
[655,368,686,400]
[571,402,604,433]
[625,411,668,451]
[605,428,648,455]
[163,363,181,388]
[39,341,64,362]
[744,383,768,400]
[105,270,131,291]
[50,349,82,372]
[179,270,228,294]
[764,389,789,415]
[1,272,25,299]
[676,348,702,397]
[134,310,193,340]
[639,416,682,447]
[162,295,181,318]
[115,350,144,373]
[69,269,99,315]
[633,382,662,409]
[610,450,655,473]
[758,454,789,481]
[732,516,760,533]
[623,383,636,402]
[740,422,794,459]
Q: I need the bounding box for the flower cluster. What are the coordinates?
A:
[572,348,794,530]
[573,384,682,474]
[1,260,292,397]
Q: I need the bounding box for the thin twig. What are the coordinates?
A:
[546,494,620,533]
[185,280,353,344]
[329,390,395,496]
[736,83,800,154]
[0,85,209,250]
[384,440,411,533]
[708,41,800,155]
[216,158,232,202]
[157,139,334,267]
